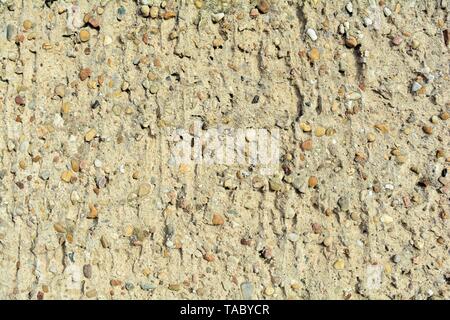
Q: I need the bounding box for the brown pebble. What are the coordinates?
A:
[257,0,270,14]
[88,18,100,28]
[249,8,259,18]
[15,96,25,106]
[345,36,358,48]
[110,279,122,287]
[439,111,449,120]
[324,208,333,216]
[53,223,66,233]
[212,213,224,225]
[163,10,176,19]
[308,176,318,188]
[203,253,215,262]
[422,125,432,135]
[261,247,272,260]
[87,204,98,219]
[241,238,253,246]
[311,223,322,234]
[392,35,403,46]
[301,139,313,151]
[309,48,320,62]
[79,68,92,81]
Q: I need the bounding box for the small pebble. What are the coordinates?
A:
[6,24,15,41]
[211,12,225,23]
[54,84,66,98]
[309,48,320,62]
[85,289,97,298]
[241,282,254,299]
[306,28,318,41]
[83,264,92,278]
[212,213,224,225]
[79,29,90,42]
[250,8,259,18]
[323,237,333,247]
[334,259,345,270]
[345,2,353,14]
[308,176,318,188]
[411,82,422,92]
[138,183,152,197]
[194,0,203,9]
[53,223,66,233]
[140,5,150,17]
[380,214,394,224]
[314,127,326,137]
[257,0,270,14]
[168,283,181,291]
[392,36,403,46]
[264,286,274,296]
[301,139,313,151]
[23,20,33,31]
[363,17,373,27]
[84,128,97,142]
[345,36,358,48]
[60,170,73,183]
[79,68,92,81]
[150,6,159,18]
[87,204,98,219]
[422,125,432,135]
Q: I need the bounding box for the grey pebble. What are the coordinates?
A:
[6,24,15,41]
[140,283,157,291]
[39,170,50,181]
[392,254,401,264]
[241,282,254,299]
[338,196,350,212]
[83,264,92,278]
[96,175,107,188]
[411,82,422,92]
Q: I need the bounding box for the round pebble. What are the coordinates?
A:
[79,29,90,42]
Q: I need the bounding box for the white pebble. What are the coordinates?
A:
[211,12,225,23]
[383,7,392,17]
[411,81,422,92]
[363,17,373,26]
[94,159,103,168]
[380,214,394,224]
[104,35,112,46]
[346,2,353,14]
[306,28,318,41]
[287,233,299,242]
[385,183,394,190]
